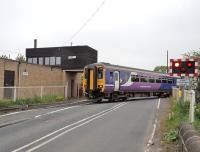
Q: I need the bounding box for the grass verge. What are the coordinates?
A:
[161,97,189,151]
[0,95,65,108]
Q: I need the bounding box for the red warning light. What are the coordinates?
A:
[187,62,192,67]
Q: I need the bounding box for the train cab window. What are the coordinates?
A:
[156,78,162,83]
[162,78,167,83]
[131,75,140,82]
[141,76,148,82]
[149,77,155,83]
[98,67,103,79]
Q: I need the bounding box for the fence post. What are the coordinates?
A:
[189,90,195,123]
[40,86,43,100]
[65,82,68,99]
[13,86,17,102]
[77,83,79,99]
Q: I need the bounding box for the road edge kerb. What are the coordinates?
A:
[0,99,89,115]
[145,98,161,152]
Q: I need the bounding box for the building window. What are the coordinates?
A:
[33,58,37,64]
[45,57,50,65]
[68,56,76,60]
[56,57,61,65]
[27,58,32,63]
[50,57,55,65]
[39,57,43,65]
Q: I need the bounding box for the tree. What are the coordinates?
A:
[16,53,26,63]
[0,54,9,59]
[153,66,167,73]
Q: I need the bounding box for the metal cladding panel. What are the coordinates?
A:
[120,83,161,91]
[26,46,97,70]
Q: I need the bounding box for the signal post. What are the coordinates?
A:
[169,58,198,122]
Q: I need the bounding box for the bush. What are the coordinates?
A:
[55,96,64,101]
[164,99,189,143]
[0,95,65,107]
[195,103,200,120]
[164,130,177,142]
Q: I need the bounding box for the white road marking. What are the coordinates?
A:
[34,106,78,118]
[12,102,126,152]
[0,110,34,118]
[26,103,127,152]
[157,98,161,110]
[145,98,161,152]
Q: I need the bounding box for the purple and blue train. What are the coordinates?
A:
[83,62,177,101]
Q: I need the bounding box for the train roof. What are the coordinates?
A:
[88,62,176,78]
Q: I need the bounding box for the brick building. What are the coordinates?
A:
[0,59,82,100]
[0,44,98,100]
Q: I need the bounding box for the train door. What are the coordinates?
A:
[89,69,94,90]
[114,71,120,91]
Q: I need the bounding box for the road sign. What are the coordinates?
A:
[176,79,190,86]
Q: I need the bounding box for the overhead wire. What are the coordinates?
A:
[67,0,107,44]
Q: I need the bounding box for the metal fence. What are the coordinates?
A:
[0,83,83,101]
[172,88,195,123]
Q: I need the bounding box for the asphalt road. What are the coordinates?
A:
[0,98,159,152]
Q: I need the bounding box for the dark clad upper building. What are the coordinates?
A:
[26,45,97,70]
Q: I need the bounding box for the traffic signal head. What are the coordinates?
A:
[170,59,198,77]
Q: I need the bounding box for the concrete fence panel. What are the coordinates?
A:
[179,123,200,152]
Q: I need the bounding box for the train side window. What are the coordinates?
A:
[141,76,148,82]
[110,72,113,81]
[156,78,161,83]
[149,77,155,83]
[98,67,103,79]
[131,75,139,82]
[168,79,173,84]
[162,78,167,83]
[115,73,118,81]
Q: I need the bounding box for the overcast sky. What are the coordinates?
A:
[0,0,200,70]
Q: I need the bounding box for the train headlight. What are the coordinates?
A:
[98,85,103,89]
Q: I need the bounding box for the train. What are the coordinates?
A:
[83,62,177,102]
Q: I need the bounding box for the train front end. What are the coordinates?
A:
[83,63,105,100]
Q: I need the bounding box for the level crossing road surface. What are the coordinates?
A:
[0,98,160,152]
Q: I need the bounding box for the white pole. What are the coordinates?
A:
[78,83,79,99]
[190,90,195,123]
[41,86,43,100]
[13,86,17,102]
[65,82,68,99]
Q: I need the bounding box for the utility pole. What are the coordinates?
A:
[167,50,169,74]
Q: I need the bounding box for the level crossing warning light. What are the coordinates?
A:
[169,58,198,77]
